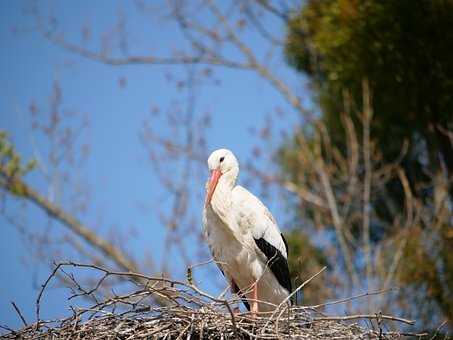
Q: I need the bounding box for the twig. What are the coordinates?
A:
[0,170,138,273]
[430,320,447,340]
[309,287,397,309]
[281,266,327,308]
[315,150,359,287]
[314,314,415,326]
[11,301,27,327]
[362,79,373,302]
[3,262,417,339]
[263,266,327,330]
[36,263,61,327]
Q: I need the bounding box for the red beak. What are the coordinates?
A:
[205,169,222,207]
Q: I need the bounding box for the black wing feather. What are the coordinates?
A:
[254,237,292,293]
[281,233,289,256]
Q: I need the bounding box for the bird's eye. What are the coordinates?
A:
[220,156,225,163]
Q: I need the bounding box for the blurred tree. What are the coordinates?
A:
[285,0,453,195]
[283,0,453,328]
[285,229,329,305]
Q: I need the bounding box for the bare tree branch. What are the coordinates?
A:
[314,314,415,326]
[0,166,138,273]
[0,165,175,307]
[42,30,250,69]
[362,79,373,303]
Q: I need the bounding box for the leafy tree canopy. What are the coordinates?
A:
[286,0,453,179]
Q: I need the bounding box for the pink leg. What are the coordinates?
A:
[251,283,258,318]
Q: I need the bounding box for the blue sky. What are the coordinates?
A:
[0,1,306,330]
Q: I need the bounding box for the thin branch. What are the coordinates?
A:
[254,0,290,21]
[0,166,173,310]
[40,27,249,69]
[308,288,397,309]
[283,266,327,308]
[11,301,28,327]
[362,79,373,301]
[263,266,327,330]
[315,153,359,287]
[206,0,307,116]
[314,314,415,326]
[430,320,448,340]
[0,167,138,273]
[283,180,328,209]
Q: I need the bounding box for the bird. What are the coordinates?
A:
[202,148,292,316]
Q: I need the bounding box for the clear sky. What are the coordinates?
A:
[0,1,306,330]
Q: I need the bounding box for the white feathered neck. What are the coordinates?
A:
[209,166,238,221]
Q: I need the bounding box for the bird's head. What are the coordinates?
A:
[205,148,239,207]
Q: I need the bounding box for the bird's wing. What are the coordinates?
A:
[202,210,226,274]
[232,186,287,257]
[232,186,291,293]
[202,226,251,310]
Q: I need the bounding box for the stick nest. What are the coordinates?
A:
[1,262,417,339]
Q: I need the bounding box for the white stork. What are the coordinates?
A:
[202,148,292,316]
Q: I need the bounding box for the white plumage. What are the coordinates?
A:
[202,149,291,315]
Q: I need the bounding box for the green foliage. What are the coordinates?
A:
[0,130,36,196]
[286,0,453,177]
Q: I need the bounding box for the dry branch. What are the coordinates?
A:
[0,165,171,307]
[0,165,137,273]
[2,262,417,339]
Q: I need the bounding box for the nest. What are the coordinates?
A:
[1,262,420,339]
